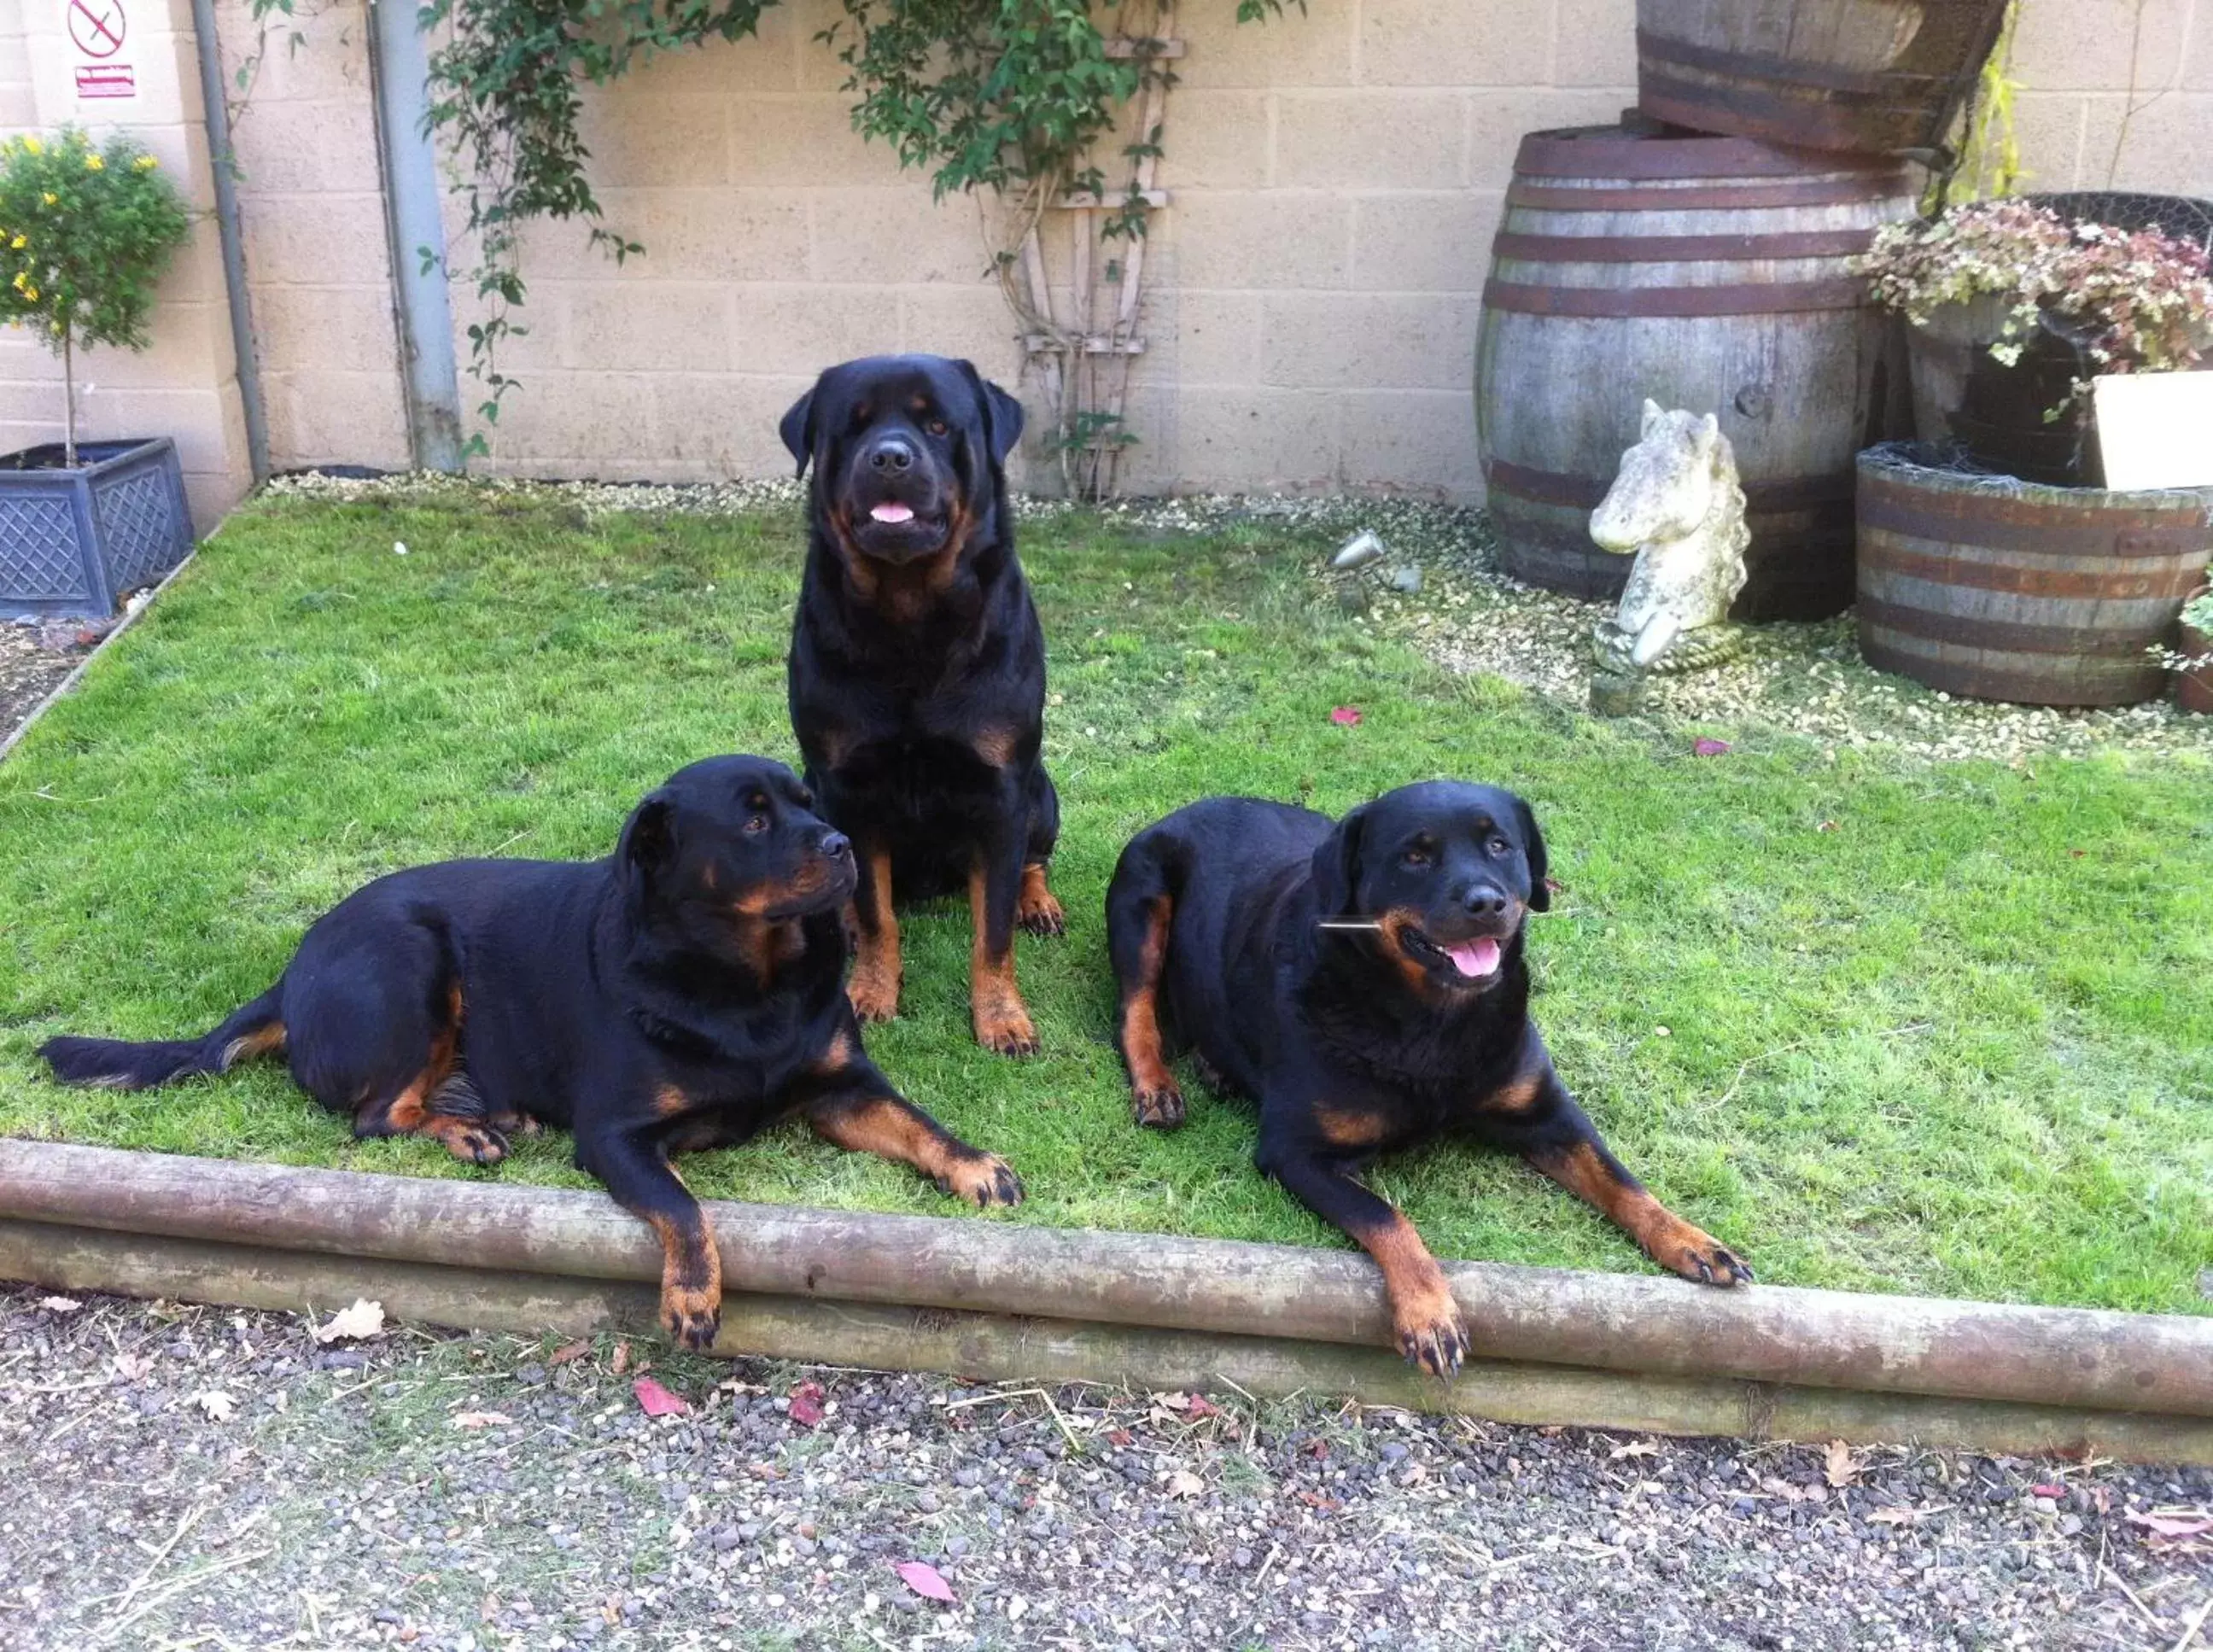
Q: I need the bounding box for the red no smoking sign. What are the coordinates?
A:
[68,0,126,59]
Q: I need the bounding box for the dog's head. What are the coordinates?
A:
[1309,780,1550,996]
[780,354,1025,570]
[617,756,855,955]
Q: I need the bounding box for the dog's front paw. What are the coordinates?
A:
[848,966,900,1024]
[1017,865,1066,937]
[1650,1217,1754,1287]
[1391,1279,1468,1379]
[936,1149,1025,1209]
[660,1282,722,1351]
[424,1118,509,1166]
[973,999,1039,1059]
[1132,1083,1185,1130]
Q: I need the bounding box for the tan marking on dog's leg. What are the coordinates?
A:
[847,846,901,1023]
[645,1202,722,1351]
[1017,861,1065,937]
[969,864,1037,1057]
[1118,895,1181,1127]
[1351,1207,1467,1377]
[1528,1141,1751,1287]
[219,1021,288,1071]
[804,1094,1024,1208]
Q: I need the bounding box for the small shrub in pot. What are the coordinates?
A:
[1,126,196,619]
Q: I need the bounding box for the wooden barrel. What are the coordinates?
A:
[1857,446,2213,707]
[1636,0,2012,158]
[1474,126,1914,621]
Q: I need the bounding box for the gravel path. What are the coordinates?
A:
[4,1286,2207,1651]
[0,622,89,751]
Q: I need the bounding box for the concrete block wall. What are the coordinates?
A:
[0,0,252,528]
[7,0,2212,510]
[212,0,406,472]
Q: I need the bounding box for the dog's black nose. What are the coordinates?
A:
[820,832,850,859]
[867,437,915,474]
[1462,887,1510,919]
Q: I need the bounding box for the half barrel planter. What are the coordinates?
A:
[1635,0,2013,158]
[0,437,195,620]
[1856,445,2213,708]
[1474,125,1915,621]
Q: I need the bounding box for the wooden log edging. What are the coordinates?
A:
[3,1141,2211,1461]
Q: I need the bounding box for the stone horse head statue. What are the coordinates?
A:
[1589,400,1751,674]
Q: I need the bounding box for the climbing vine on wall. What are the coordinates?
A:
[251,0,1289,467]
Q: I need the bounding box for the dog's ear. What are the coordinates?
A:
[1308,803,1370,916]
[778,385,817,479]
[619,793,678,879]
[955,359,1025,467]
[1512,793,1550,912]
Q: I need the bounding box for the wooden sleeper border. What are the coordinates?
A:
[3,1141,2210,1463]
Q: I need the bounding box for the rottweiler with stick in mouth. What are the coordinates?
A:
[1105,780,1750,1376]
[781,354,1064,1057]
[39,755,1024,1349]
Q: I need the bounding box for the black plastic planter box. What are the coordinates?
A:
[1,437,194,620]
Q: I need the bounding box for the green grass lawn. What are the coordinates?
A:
[3,489,2208,1315]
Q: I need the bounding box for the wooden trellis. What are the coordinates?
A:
[1013,3,1180,501]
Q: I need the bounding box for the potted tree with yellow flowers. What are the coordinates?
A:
[1,126,195,619]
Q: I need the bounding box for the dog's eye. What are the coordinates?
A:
[743,815,768,835]
[925,417,949,437]
[1488,836,1511,855]
[1403,848,1431,867]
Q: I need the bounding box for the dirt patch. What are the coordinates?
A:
[0,622,95,751]
[3,1287,2207,1649]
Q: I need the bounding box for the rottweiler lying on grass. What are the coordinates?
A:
[39,755,1024,1349]
[1106,780,1750,1376]
[781,353,1065,1058]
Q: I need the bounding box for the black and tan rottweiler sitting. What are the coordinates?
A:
[780,353,1063,1058]
[1105,781,1750,1375]
[39,755,1023,1349]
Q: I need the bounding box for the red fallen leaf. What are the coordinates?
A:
[1106,1428,1134,1447]
[1305,1439,1329,1459]
[1329,707,1363,727]
[2031,1483,2066,1499]
[788,1380,826,1428]
[633,1376,686,1418]
[1296,1490,1343,1511]
[1693,738,1731,757]
[1184,1394,1222,1419]
[610,1340,630,1377]
[1543,876,1564,896]
[548,1339,592,1366]
[895,1560,955,1603]
[2069,849,2086,858]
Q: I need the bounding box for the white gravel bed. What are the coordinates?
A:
[5,1287,2209,1650]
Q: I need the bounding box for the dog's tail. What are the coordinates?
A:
[38,985,287,1090]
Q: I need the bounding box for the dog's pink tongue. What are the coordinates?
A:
[1448,937,1500,978]
[870,501,914,524]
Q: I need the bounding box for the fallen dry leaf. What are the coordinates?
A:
[38,1296,81,1314]
[787,1381,826,1428]
[1866,1507,1918,1526]
[193,1390,235,1422]
[895,1560,955,1603]
[610,1340,630,1377]
[112,1352,152,1381]
[634,1377,687,1418]
[452,1410,514,1430]
[1184,1394,1222,1420]
[548,1340,592,1366]
[1167,1469,1205,1498]
[314,1299,385,1344]
[1609,1439,1661,1461]
[1823,1439,1860,1488]
[2127,1510,2213,1540]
